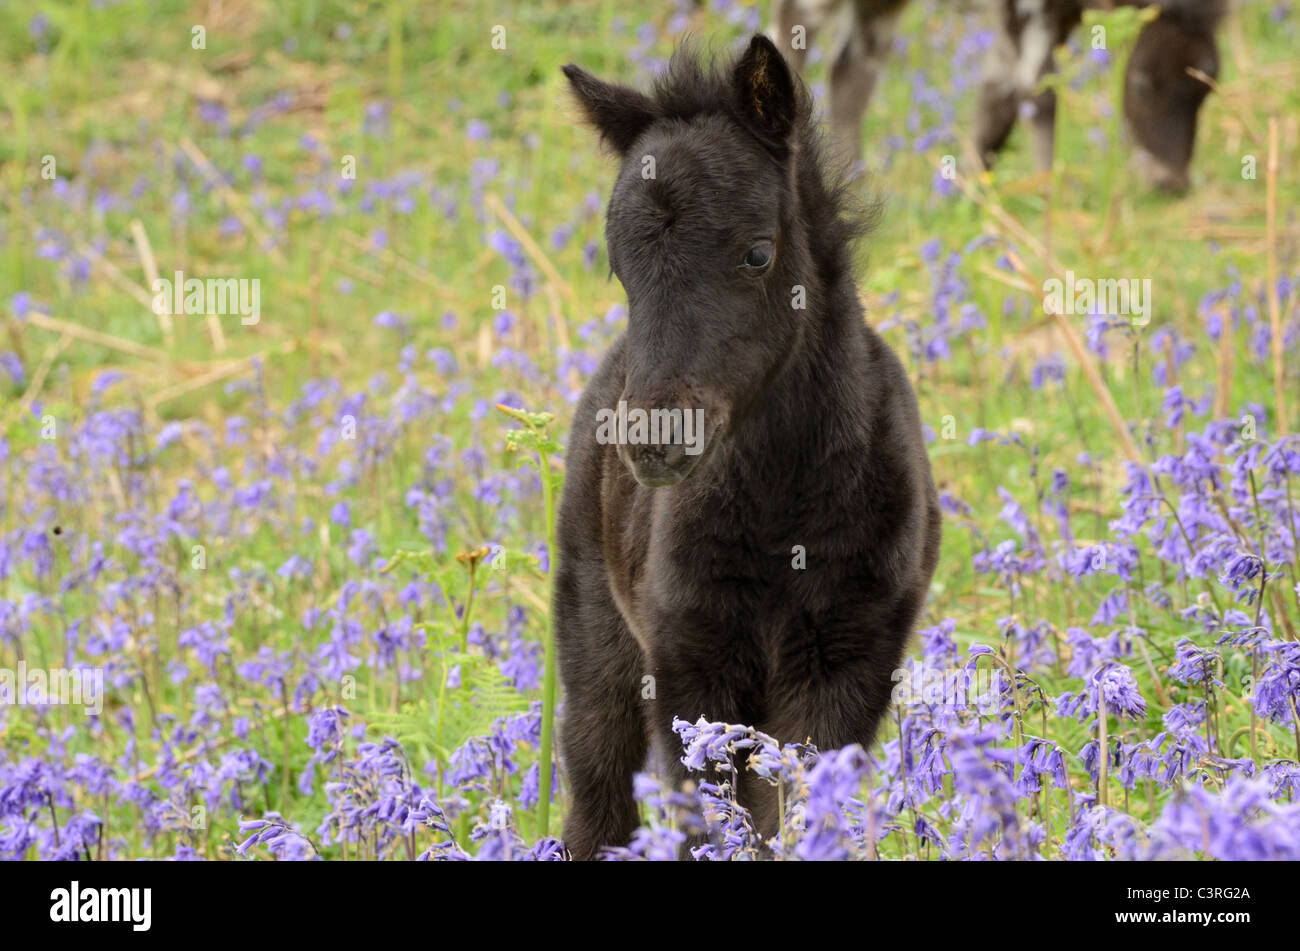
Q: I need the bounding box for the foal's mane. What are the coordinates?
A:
[646,38,876,285]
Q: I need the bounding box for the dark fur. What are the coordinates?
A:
[1118,0,1223,190]
[557,36,941,860]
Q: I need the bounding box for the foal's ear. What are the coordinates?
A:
[731,34,798,147]
[562,64,659,154]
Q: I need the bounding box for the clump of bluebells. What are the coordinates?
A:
[19,372,1299,862]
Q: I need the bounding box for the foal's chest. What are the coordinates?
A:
[608,496,833,654]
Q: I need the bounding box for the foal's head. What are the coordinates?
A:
[564,36,838,488]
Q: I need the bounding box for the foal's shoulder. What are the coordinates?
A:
[559,335,629,537]
[565,333,628,465]
[855,318,928,447]
[574,333,627,422]
[857,319,912,397]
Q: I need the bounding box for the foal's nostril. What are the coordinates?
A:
[607,394,713,487]
[623,441,691,487]
[652,441,689,477]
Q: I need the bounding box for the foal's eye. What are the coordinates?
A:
[740,241,774,272]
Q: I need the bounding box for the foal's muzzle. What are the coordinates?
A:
[609,396,719,488]
[619,440,697,487]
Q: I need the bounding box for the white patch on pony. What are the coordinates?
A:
[1014,4,1054,93]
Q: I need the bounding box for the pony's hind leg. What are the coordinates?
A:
[974,16,1024,167]
[828,1,902,168]
[770,0,829,71]
[976,0,1080,171]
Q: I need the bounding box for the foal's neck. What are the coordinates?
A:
[738,274,871,455]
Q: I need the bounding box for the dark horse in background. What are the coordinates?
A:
[771,0,1225,191]
[558,36,941,859]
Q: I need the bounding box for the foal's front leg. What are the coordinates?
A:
[556,556,649,860]
[647,630,772,856]
[765,602,916,762]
